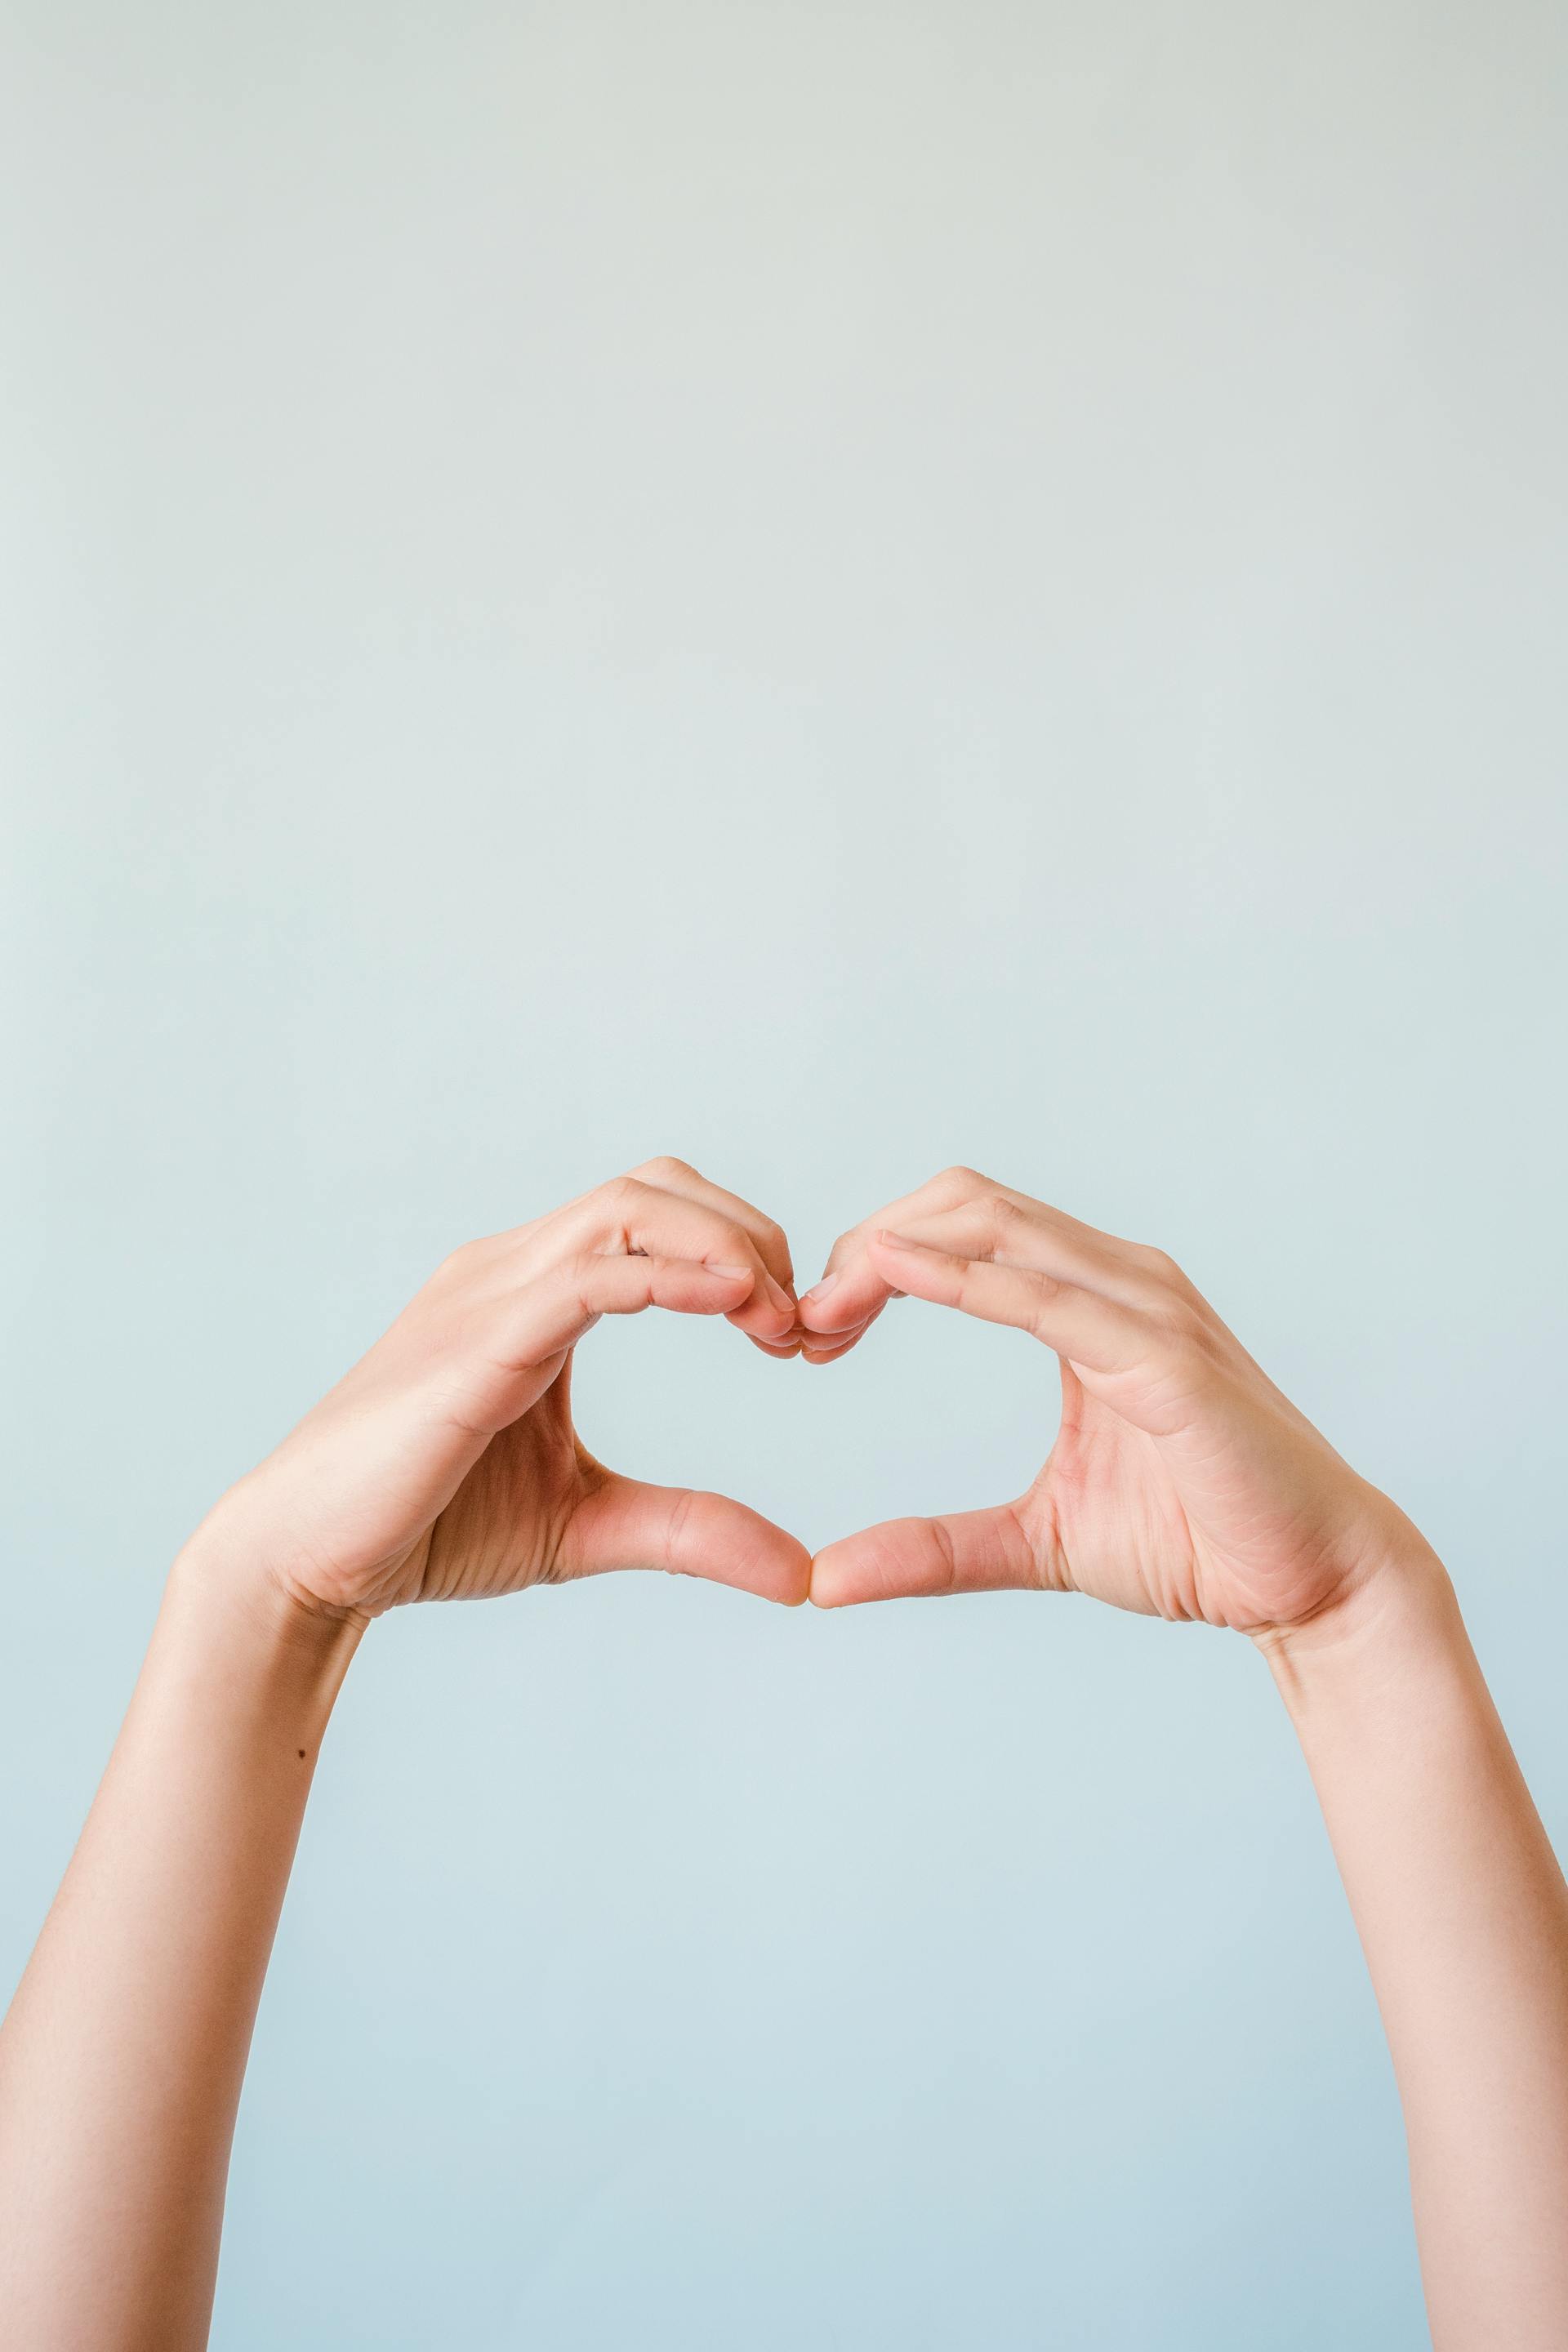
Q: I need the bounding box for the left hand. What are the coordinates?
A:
[799,1166,1428,1638]
[196,1158,812,1621]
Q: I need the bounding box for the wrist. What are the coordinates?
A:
[1253,1529,1465,1713]
[165,1504,367,1731]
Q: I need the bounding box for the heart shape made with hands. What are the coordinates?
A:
[257,1154,1381,1641]
[474,1154,1276,1630]
[563,1159,1086,1617]
[564,1155,1143,1619]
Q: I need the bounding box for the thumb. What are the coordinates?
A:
[809,1499,1040,1607]
[560,1470,811,1606]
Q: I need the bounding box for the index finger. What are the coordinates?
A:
[798,1167,1146,1354]
[625,1156,801,1356]
[795,1166,984,1351]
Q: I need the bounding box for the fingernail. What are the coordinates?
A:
[873,1229,915,1250]
[710,1263,755,1281]
[767,1276,798,1317]
[801,1272,839,1303]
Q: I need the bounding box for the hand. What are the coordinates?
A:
[800,1167,1428,1637]
[198,1159,811,1619]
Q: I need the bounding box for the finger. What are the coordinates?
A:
[800,1325,872,1365]
[562,1471,812,1606]
[487,1252,760,1383]
[809,1500,1039,1607]
[624,1157,800,1356]
[889,1196,1178,1307]
[797,1168,981,1337]
[795,1263,889,1340]
[862,1230,1151,1374]
[532,1179,798,1340]
[625,1157,795,1294]
[798,1170,1174,1345]
[753,1330,806,1359]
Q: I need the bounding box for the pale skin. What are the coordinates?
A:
[2,1160,1565,2350]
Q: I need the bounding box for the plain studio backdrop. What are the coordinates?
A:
[3,3,1566,2347]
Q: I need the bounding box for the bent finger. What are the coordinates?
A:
[626,1156,796,1293]
[798,1171,1180,1346]
[796,1169,978,1339]
[532,1180,797,1340]
[863,1231,1152,1374]
[491,1253,759,1379]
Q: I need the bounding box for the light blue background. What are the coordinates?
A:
[3,4,1566,2345]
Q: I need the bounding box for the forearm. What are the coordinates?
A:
[1262,1546,1568,2350]
[0,1531,363,2352]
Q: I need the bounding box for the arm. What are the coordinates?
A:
[1262,1561,1568,2346]
[0,1558,359,2351]
[799,1165,1568,2350]
[0,1159,808,2351]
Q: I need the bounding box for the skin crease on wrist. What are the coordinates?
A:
[2,1158,1566,2352]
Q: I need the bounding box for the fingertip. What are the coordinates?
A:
[742,1321,804,1357]
[797,1275,861,1335]
[799,1279,889,1338]
[771,1539,814,1608]
[806,1548,852,1606]
[737,1282,804,1343]
[800,1329,865,1365]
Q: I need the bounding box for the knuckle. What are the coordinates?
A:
[1132,1240,1180,1280]
[1143,1244,1200,1303]
[928,1516,960,1595]
[1156,1294,1207,1350]
[1025,1272,1065,1330]
[938,1162,984,1193]
[662,1484,698,1571]
[758,1226,793,1279]
[635,1154,695,1183]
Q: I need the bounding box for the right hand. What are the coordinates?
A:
[195,1159,811,1620]
[798,1165,1427,1642]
